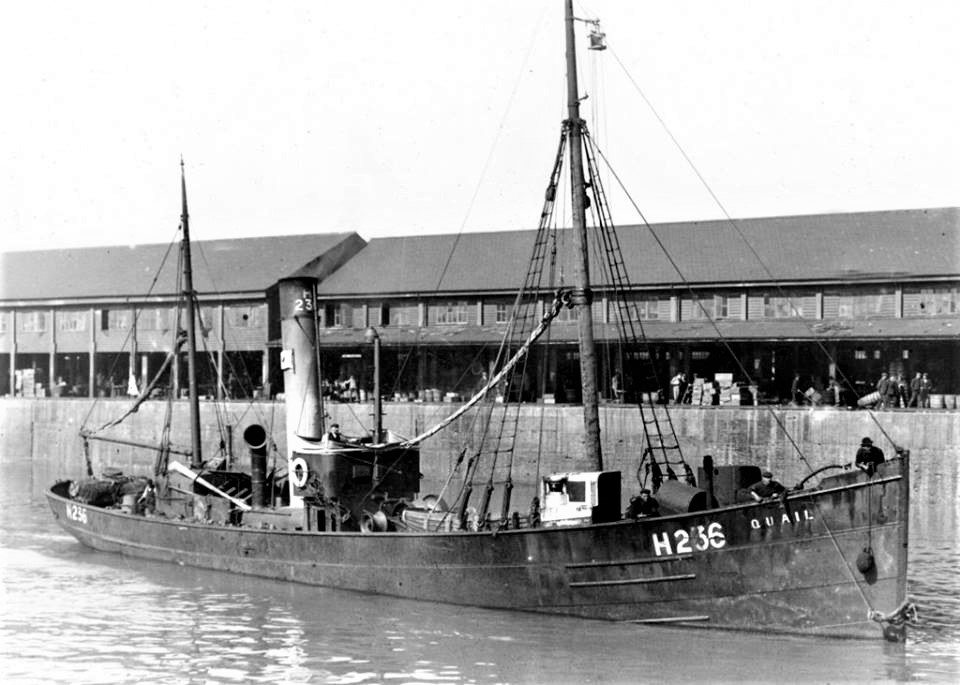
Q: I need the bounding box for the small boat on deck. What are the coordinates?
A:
[47,0,914,640]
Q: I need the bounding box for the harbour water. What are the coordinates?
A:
[1,455,958,684]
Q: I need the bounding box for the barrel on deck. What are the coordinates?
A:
[697,464,762,506]
[656,480,718,515]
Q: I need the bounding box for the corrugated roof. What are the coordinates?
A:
[0,233,363,302]
[316,207,960,296]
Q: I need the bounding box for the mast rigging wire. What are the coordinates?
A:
[605,46,898,450]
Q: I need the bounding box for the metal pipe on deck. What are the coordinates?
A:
[243,424,268,508]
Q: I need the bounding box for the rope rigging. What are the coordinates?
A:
[580,124,689,487]
[604,43,901,455]
[80,212,283,486]
[422,128,571,527]
[579,34,913,624]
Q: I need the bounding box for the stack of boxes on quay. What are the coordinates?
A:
[689,374,756,406]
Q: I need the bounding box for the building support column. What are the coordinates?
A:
[128,307,138,395]
[417,348,426,397]
[49,308,56,397]
[9,311,17,396]
[261,346,269,397]
[172,348,180,399]
[216,350,224,401]
[216,304,225,401]
[88,307,96,399]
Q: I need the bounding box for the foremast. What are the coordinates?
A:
[564,0,602,469]
[180,160,203,469]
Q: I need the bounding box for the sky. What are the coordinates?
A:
[2,0,959,253]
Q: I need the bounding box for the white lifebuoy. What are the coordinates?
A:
[290,457,309,489]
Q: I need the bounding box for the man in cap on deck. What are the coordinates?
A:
[749,469,786,502]
[626,488,660,518]
[323,423,344,443]
[855,437,885,475]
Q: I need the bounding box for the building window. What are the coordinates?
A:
[58,311,87,332]
[763,295,801,318]
[138,308,172,331]
[556,303,577,322]
[637,297,661,321]
[833,293,893,318]
[225,304,264,329]
[611,297,661,322]
[823,288,895,319]
[0,313,8,334]
[388,304,416,327]
[196,307,216,336]
[495,303,510,323]
[324,303,343,328]
[903,287,960,317]
[685,297,715,321]
[433,301,469,325]
[854,349,867,360]
[20,311,47,332]
[101,309,132,331]
[714,295,730,320]
[368,303,390,327]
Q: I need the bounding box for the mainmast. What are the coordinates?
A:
[564,0,602,469]
[180,160,203,468]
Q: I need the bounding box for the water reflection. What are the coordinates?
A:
[1,459,958,683]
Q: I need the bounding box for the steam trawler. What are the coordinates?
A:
[47,1,913,640]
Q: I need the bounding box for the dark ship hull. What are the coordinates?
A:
[45,1,912,643]
[47,456,908,639]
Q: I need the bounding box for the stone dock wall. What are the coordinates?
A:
[2,398,956,505]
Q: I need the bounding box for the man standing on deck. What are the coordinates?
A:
[749,470,786,502]
[324,423,344,443]
[855,437,885,475]
[626,489,660,518]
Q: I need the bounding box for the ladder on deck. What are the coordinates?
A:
[580,125,686,475]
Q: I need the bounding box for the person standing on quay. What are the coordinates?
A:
[908,371,922,408]
[611,372,624,403]
[670,372,684,404]
[919,372,933,408]
[875,371,891,408]
[888,372,905,408]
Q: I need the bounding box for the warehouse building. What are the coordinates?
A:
[0,233,363,399]
[2,207,958,406]
[307,207,960,406]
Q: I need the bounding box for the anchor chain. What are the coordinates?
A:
[868,600,920,642]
